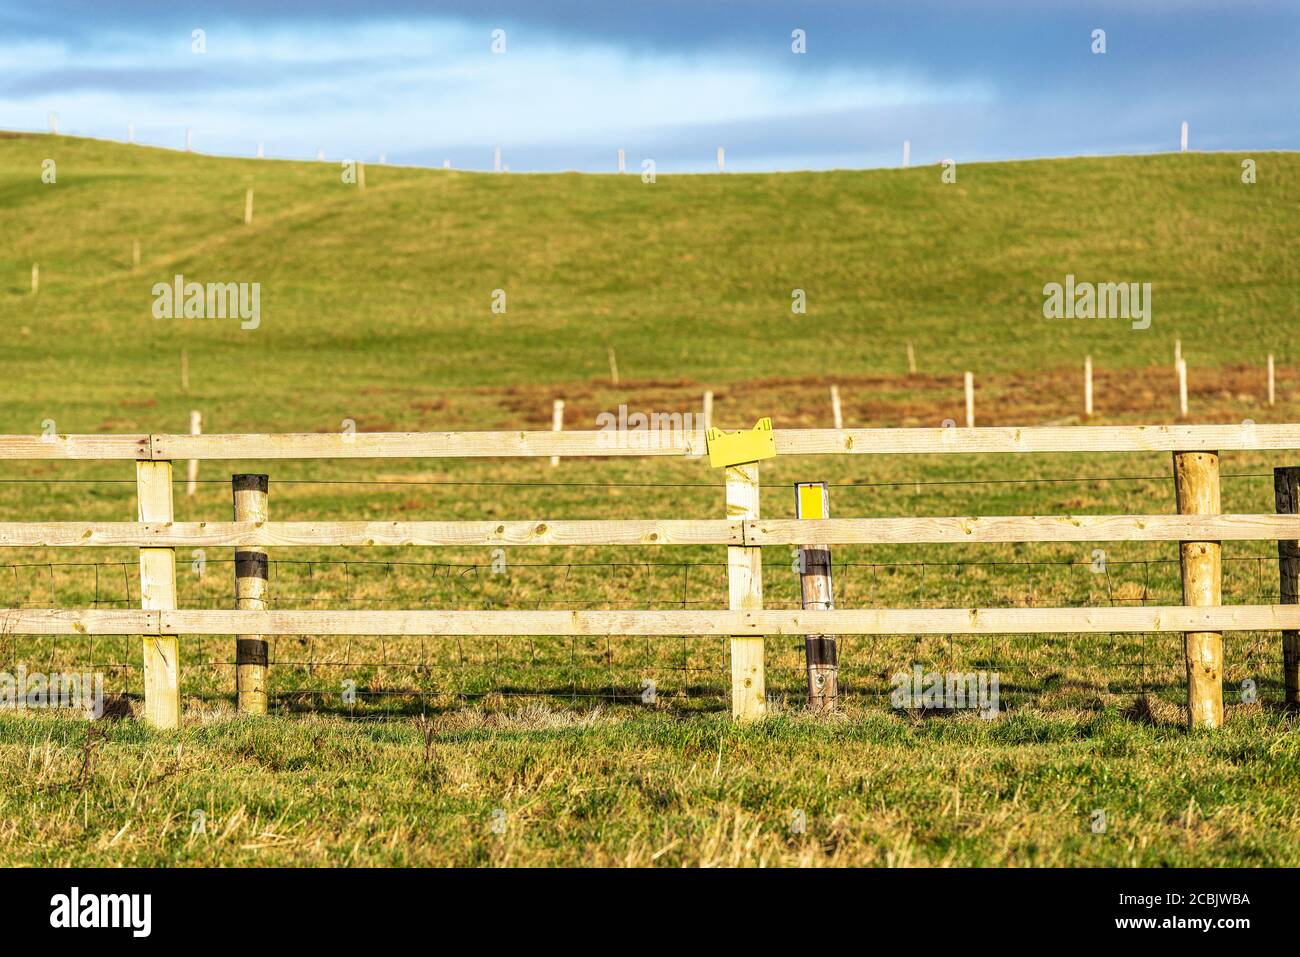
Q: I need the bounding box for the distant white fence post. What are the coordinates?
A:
[186,411,202,496]
[551,399,564,467]
[1178,358,1189,417]
[1084,355,1094,418]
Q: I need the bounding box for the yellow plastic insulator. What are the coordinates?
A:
[706,417,776,469]
[796,481,828,520]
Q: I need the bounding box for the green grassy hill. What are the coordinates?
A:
[1,133,1296,436]
[1,134,1299,867]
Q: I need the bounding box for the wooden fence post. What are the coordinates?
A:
[137,460,180,728]
[1268,354,1276,407]
[1275,467,1300,709]
[964,371,975,428]
[727,462,764,719]
[796,482,837,711]
[1173,450,1223,728]
[1084,355,1093,418]
[550,399,564,467]
[244,188,254,225]
[906,342,916,375]
[830,385,843,429]
[233,474,270,715]
[702,391,713,431]
[1178,358,1189,417]
[186,410,201,496]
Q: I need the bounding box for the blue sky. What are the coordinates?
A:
[2,1,1296,172]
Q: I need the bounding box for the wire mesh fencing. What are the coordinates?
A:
[0,548,1288,718]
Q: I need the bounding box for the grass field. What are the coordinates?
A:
[0,133,1297,866]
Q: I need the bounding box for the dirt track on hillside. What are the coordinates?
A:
[485,363,1293,432]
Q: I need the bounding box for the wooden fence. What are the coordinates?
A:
[2,425,1299,730]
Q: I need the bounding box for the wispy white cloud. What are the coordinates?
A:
[0,3,1295,171]
[0,18,991,166]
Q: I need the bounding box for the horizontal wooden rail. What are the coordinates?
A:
[0,520,742,547]
[0,435,151,460]
[745,514,1300,544]
[3,423,1300,461]
[3,606,1299,636]
[0,514,1296,547]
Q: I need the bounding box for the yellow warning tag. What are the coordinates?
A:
[705,417,776,469]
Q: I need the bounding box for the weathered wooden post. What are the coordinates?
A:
[1275,467,1300,709]
[233,474,270,715]
[796,482,837,711]
[1173,450,1223,728]
[830,385,843,429]
[137,460,180,728]
[1268,354,1276,407]
[244,187,254,225]
[964,371,975,427]
[727,462,764,719]
[702,391,713,430]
